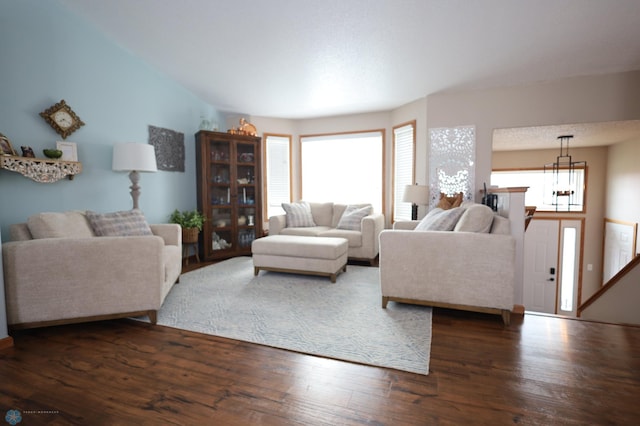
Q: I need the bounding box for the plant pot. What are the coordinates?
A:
[182,227,200,244]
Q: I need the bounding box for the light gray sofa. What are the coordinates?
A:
[268,202,385,264]
[2,210,182,330]
[379,203,515,324]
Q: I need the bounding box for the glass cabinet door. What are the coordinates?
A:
[236,142,257,249]
[208,140,233,255]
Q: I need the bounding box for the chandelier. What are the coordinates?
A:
[544,135,587,211]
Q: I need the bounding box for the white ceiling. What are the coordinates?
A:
[59,0,640,121]
[493,120,640,151]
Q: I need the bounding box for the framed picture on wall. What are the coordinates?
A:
[56,141,78,161]
[0,132,17,156]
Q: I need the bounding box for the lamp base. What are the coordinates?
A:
[411,204,418,221]
[129,170,141,210]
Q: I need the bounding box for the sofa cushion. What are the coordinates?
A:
[337,204,373,231]
[415,207,465,231]
[490,215,511,235]
[318,229,363,247]
[85,209,153,237]
[27,211,95,239]
[454,204,495,233]
[436,192,463,210]
[280,226,331,237]
[282,201,316,227]
[308,202,334,226]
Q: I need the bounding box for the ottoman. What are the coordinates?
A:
[252,235,348,282]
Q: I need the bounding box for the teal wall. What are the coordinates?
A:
[0,0,222,241]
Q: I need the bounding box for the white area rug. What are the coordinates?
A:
[154,256,432,375]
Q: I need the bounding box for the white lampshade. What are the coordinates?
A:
[402,184,429,205]
[112,143,157,172]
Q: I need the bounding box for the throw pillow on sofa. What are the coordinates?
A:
[282,201,316,227]
[27,211,95,239]
[453,203,495,233]
[337,204,373,231]
[415,207,465,231]
[85,209,153,237]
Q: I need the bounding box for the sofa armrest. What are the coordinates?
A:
[379,230,515,310]
[150,223,182,246]
[361,213,385,256]
[2,236,165,325]
[393,220,419,230]
[269,215,287,235]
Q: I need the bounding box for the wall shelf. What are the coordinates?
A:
[0,155,82,183]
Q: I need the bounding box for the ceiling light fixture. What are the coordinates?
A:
[544,135,586,211]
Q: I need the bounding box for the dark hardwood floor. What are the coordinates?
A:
[1,260,639,425]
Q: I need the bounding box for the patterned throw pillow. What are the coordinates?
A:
[415,207,465,231]
[282,201,316,227]
[436,192,463,210]
[337,204,373,231]
[85,209,153,237]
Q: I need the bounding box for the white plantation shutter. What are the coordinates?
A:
[265,135,291,218]
[393,123,415,221]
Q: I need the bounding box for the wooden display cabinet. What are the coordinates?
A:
[195,131,262,260]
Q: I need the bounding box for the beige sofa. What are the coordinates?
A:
[379,203,515,324]
[268,202,385,264]
[2,210,182,330]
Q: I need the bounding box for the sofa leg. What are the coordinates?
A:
[382,296,389,309]
[501,310,511,326]
[148,311,158,325]
[254,267,260,276]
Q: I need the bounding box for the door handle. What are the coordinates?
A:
[547,278,555,281]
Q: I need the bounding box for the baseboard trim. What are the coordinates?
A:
[0,336,14,350]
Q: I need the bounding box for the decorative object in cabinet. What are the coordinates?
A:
[196,130,262,261]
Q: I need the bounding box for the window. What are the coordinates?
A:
[491,168,586,212]
[264,134,292,218]
[393,122,416,222]
[300,131,384,213]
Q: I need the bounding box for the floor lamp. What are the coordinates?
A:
[112,143,157,210]
[403,184,429,220]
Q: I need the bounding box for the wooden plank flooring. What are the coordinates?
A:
[1,261,639,424]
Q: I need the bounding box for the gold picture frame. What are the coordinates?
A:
[0,132,17,156]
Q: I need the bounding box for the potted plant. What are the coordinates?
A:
[169,209,206,243]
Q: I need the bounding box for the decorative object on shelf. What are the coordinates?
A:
[39,99,85,139]
[43,149,63,159]
[56,141,78,161]
[543,135,587,211]
[402,184,429,220]
[229,118,258,136]
[0,132,17,156]
[148,125,185,172]
[20,146,35,158]
[112,143,157,210]
[0,155,82,182]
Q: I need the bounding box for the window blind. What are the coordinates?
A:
[265,135,291,218]
[393,123,415,221]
